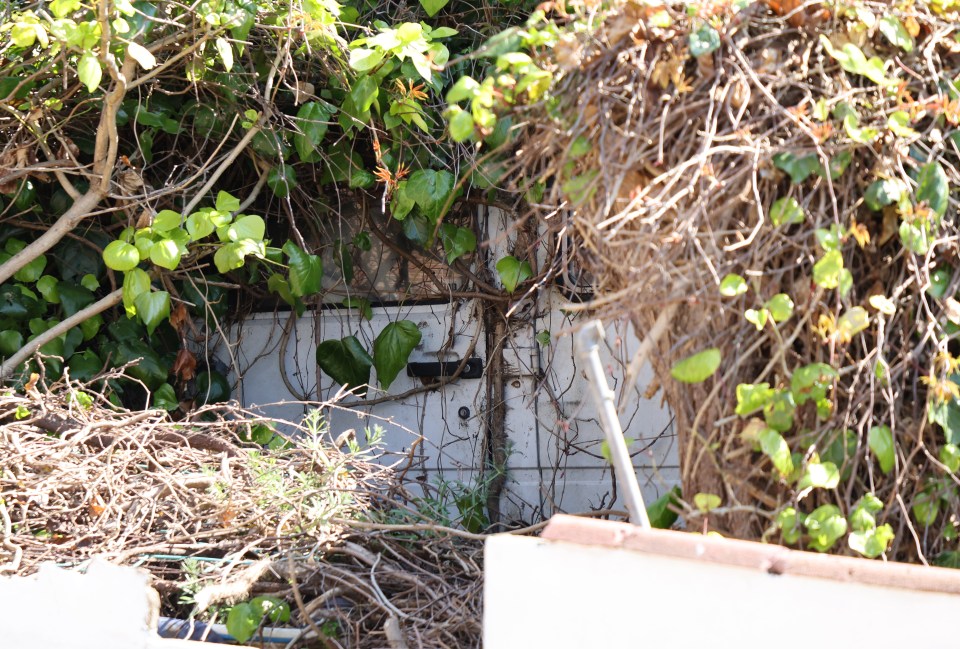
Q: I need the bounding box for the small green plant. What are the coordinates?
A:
[225,596,290,644]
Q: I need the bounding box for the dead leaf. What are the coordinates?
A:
[904,15,920,38]
[169,302,190,333]
[740,418,767,445]
[88,493,106,518]
[135,209,154,229]
[945,297,960,324]
[58,136,80,161]
[554,33,583,72]
[172,347,197,382]
[24,373,40,396]
[293,80,315,104]
[761,0,830,27]
[878,205,898,246]
[220,504,236,526]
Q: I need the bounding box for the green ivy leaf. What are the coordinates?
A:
[842,113,878,143]
[819,35,895,86]
[916,161,949,220]
[735,382,774,416]
[349,48,384,71]
[763,389,795,432]
[267,274,298,311]
[295,101,333,161]
[848,493,883,532]
[836,306,869,342]
[0,330,23,356]
[79,313,103,341]
[316,336,374,396]
[864,178,906,211]
[878,15,914,52]
[221,214,265,242]
[688,24,720,57]
[104,240,141,271]
[496,255,532,293]
[342,296,373,320]
[777,507,802,544]
[215,191,241,213]
[78,53,102,92]
[940,444,960,473]
[153,383,179,410]
[151,209,181,232]
[113,338,166,389]
[374,320,422,390]
[282,241,322,297]
[670,348,721,383]
[764,294,794,322]
[186,210,216,241]
[818,150,852,180]
[14,254,47,283]
[693,492,721,513]
[134,230,155,260]
[213,239,264,273]
[773,152,820,184]
[405,169,455,220]
[196,370,231,404]
[250,596,290,625]
[849,524,894,559]
[133,290,170,336]
[149,238,181,270]
[797,461,840,491]
[868,425,895,474]
[67,349,102,381]
[402,212,433,246]
[214,36,234,70]
[226,603,258,645]
[769,197,805,226]
[77,273,98,291]
[899,219,932,255]
[813,249,843,289]
[646,486,681,529]
[804,504,848,552]
[759,427,793,477]
[448,107,475,142]
[535,329,551,346]
[887,111,918,138]
[719,273,747,297]
[58,282,94,318]
[560,169,598,206]
[50,0,82,18]
[446,76,480,103]
[37,275,60,304]
[912,488,940,527]
[122,268,151,317]
[267,165,297,198]
[928,267,953,299]
[439,223,477,263]
[744,308,767,330]
[790,362,837,406]
[419,0,450,17]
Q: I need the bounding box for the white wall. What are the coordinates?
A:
[484,531,960,648]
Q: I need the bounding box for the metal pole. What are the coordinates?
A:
[576,320,651,528]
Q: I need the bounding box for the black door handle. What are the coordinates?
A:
[407,358,483,380]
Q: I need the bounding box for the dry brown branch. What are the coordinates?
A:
[513,3,960,559]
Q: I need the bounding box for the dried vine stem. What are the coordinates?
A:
[514,3,960,559]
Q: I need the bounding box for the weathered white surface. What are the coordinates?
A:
[0,559,204,649]
[230,206,678,518]
[231,297,678,520]
[500,311,677,519]
[233,302,488,482]
[484,533,960,648]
